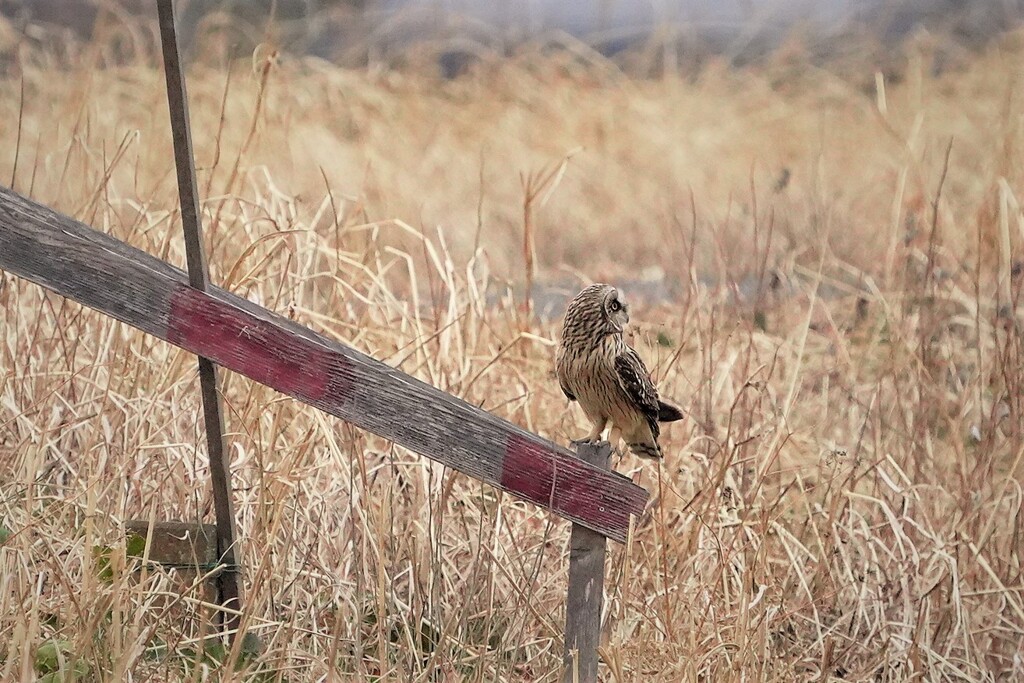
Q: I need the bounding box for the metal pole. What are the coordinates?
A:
[156,0,241,640]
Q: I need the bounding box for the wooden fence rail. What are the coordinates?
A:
[0,184,648,542]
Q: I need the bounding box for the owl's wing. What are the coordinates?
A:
[614,348,661,431]
[555,347,577,402]
[558,375,577,402]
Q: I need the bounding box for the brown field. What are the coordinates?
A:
[2,20,1024,682]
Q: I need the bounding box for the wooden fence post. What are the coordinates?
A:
[563,440,612,683]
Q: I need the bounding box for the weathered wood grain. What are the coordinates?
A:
[0,185,649,542]
[124,520,219,569]
[124,520,219,603]
[563,441,611,683]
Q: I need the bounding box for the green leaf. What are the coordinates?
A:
[126,533,147,558]
[35,639,72,674]
[35,641,59,673]
[91,545,114,583]
[37,659,88,683]
[202,640,228,665]
[144,637,168,661]
[240,632,264,661]
[70,658,89,680]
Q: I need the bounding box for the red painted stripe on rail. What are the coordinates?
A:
[500,434,636,533]
[167,285,335,403]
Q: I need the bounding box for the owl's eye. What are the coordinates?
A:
[608,300,621,313]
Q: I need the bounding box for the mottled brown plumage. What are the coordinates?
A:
[555,283,683,459]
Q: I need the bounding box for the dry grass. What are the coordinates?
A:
[2,23,1024,682]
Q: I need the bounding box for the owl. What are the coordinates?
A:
[555,283,683,459]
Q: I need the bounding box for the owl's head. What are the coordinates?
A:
[564,283,630,338]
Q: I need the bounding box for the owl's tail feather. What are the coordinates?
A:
[628,442,663,460]
[657,400,685,423]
